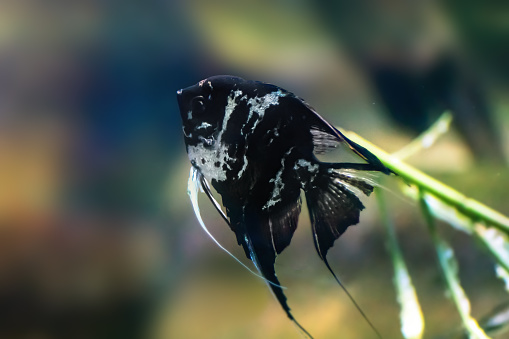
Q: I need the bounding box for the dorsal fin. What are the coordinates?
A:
[294,97,390,174]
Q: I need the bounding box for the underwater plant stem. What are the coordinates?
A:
[419,190,490,339]
[344,131,509,234]
[377,190,424,339]
[377,190,402,265]
[391,112,453,160]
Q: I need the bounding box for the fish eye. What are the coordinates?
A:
[191,96,206,115]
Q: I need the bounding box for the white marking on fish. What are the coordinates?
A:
[197,122,212,130]
[238,154,249,178]
[187,143,230,182]
[217,89,243,140]
[188,89,246,182]
[189,90,286,184]
[246,90,285,133]
[263,147,294,210]
[183,126,192,138]
[198,79,206,87]
[294,159,319,174]
[268,218,277,253]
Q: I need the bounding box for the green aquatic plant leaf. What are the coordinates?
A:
[341,117,509,338]
[377,190,424,339]
[419,190,490,339]
[400,184,509,291]
[392,111,453,160]
[343,131,509,234]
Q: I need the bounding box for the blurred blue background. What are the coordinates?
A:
[0,1,508,338]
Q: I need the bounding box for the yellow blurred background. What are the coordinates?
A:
[1,1,508,338]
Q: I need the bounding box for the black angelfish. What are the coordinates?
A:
[177,75,390,338]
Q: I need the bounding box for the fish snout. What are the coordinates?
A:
[176,89,183,106]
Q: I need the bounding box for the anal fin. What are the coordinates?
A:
[233,205,312,338]
[304,166,382,338]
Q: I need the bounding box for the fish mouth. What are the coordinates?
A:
[176,89,182,107]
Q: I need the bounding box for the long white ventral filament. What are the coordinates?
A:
[187,167,285,289]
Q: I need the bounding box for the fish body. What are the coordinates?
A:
[177,75,389,336]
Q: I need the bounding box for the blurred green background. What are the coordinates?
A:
[0,1,508,338]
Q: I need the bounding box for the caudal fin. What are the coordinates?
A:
[305,167,375,260]
[305,166,382,338]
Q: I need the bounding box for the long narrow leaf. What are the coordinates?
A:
[475,225,509,275]
[377,190,424,339]
[402,186,509,285]
[343,131,509,234]
[392,112,453,160]
[419,190,490,339]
